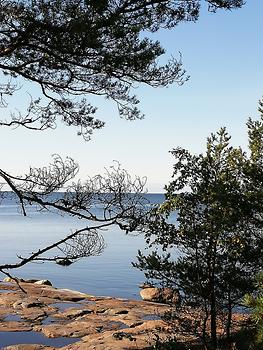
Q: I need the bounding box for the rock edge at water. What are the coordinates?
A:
[0,280,250,350]
[0,280,173,350]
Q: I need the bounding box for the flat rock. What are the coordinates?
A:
[60,309,93,319]
[61,321,169,350]
[0,281,248,350]
[0,281,175,349]
[0,320,32,332]
[20,307,47,322]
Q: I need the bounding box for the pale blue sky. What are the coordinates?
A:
[1,1,262,192]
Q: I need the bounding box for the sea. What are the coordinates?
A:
[0,192,165,299]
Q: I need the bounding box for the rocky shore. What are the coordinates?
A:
[0,279,250,350]
[0,279,178,350]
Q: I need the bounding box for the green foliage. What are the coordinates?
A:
[244,272,263,345]
[135,100,263,349]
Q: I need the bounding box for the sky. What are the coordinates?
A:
[1,1,263,193]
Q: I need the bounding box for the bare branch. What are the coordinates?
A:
[0,159,149,273]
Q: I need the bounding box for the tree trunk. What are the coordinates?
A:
[210,245,218,350]
[210,285,218,350]
[202,304,209,350]
[226,291,232,348]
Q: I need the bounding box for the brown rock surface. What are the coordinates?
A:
[140,287,180,304]
[59,319,170,350]
[0,281,172,350]
[0,281,248,350]
[0,321,32,332]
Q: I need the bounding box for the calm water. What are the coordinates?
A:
[0,332,80,348]
[0,193,165,299]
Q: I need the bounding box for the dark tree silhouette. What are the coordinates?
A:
[134,106,263,349]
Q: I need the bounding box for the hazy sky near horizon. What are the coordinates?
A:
[1,1,262,192]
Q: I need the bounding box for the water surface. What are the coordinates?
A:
[0,193,165,299]
[0,331,80,347]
